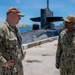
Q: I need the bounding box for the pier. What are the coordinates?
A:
[22,36,60,75]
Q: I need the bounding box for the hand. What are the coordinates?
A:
[55,63,60,69]
[3,60,14,68]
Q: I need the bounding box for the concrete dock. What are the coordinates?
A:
[22,39,60,75]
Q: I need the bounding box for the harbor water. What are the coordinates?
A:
[19,27,32,33]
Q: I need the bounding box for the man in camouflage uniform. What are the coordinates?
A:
[56,14,75,75]
[0,7,25,75]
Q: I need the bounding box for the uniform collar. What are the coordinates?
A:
[66,29,75,36]
[5,21,18,32]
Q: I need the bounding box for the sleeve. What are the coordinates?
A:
[19,37,26,61]
[0,29,7,66]
[56,34,63,64]
[20,48,26,61]
[16,29,26,61]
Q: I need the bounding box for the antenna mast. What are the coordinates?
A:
[47,0,49,8]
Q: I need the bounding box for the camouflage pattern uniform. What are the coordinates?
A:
[0,21,25,75]
[56,29,75,75]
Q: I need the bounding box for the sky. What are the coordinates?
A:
[0,0,75,26]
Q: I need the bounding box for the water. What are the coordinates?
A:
[19,27,32,33]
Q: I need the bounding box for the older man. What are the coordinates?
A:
[56,14,75,75]
[0,7,25,75]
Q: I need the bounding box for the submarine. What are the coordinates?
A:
[30,0,63,29]
[21,0,64,44]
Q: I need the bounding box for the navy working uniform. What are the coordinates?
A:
[56,29,75,75]
[0,21,25,75]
